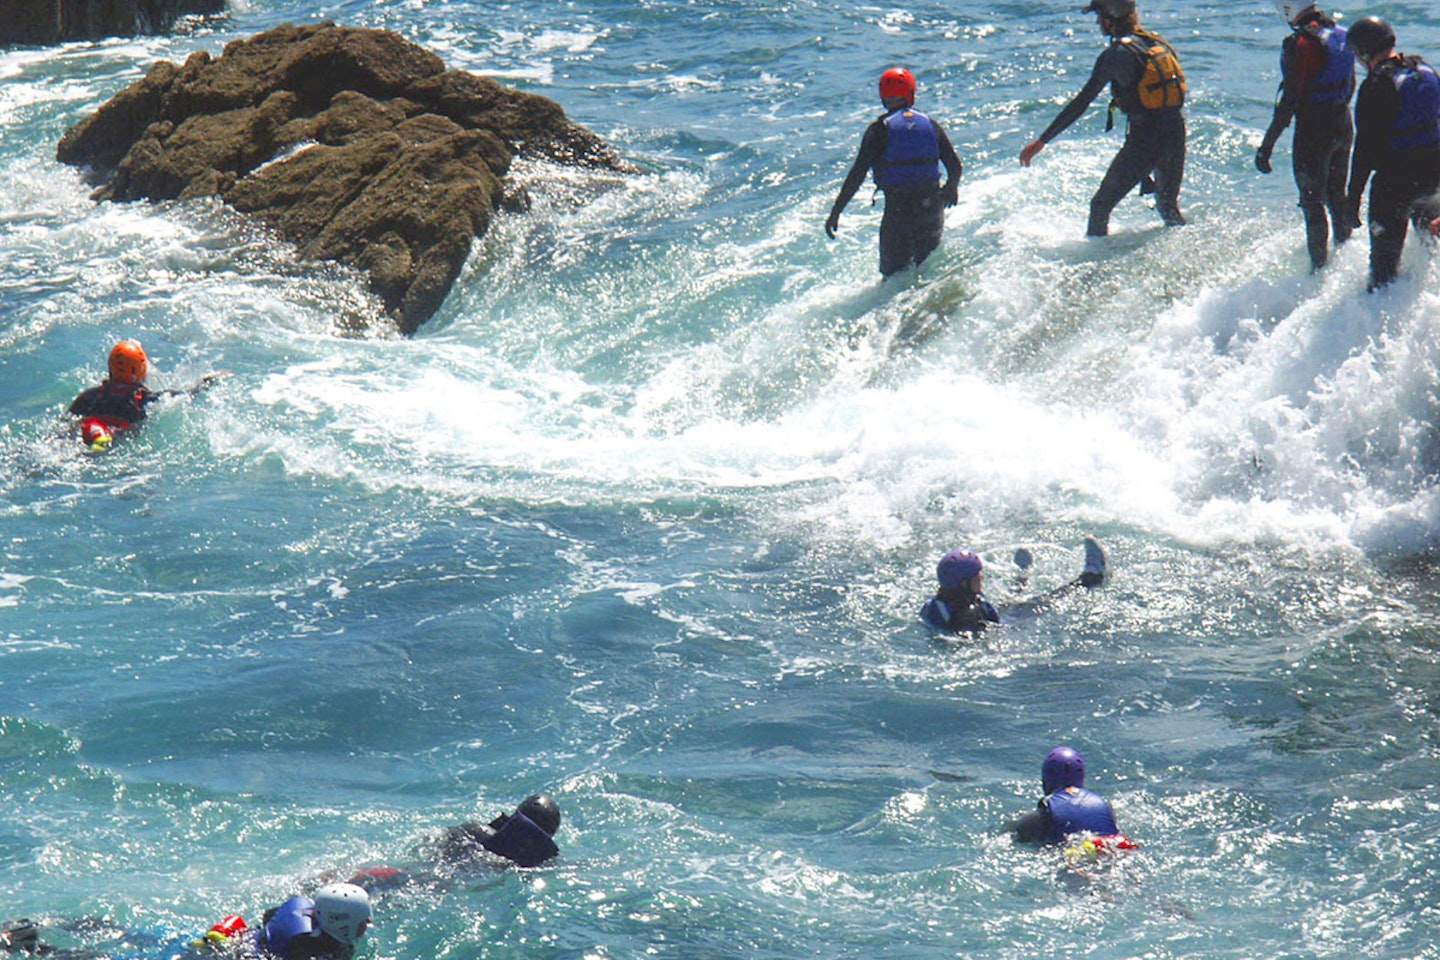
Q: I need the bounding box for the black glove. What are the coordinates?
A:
[1254,146,1273,174]
[941,183,959,208]
[824,210,840,239]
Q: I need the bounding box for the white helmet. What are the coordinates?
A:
[313,883,371,945]
[1273,0,1317,24]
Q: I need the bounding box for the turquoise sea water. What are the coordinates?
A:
[4,1,1440,957]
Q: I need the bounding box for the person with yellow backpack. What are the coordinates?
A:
[1018,0,1187,237]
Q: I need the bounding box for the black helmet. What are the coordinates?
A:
[1347,16,1395,61]
[1080,0,1135,17]
[517,794,562,836]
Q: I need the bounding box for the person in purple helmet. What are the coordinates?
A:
[1007,746,1133,850]
[922,537,1108,635]
[920,549,1000,634]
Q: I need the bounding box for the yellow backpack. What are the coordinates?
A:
[1121,31,1187,110]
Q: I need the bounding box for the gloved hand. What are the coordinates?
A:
[824,211,840,239]
[942,182,959,208]
[1254,146,1273,174]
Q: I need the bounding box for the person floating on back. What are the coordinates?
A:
[825,68,962,277]
[1256,1,1357,272]
[1007,746,1136,860]
[922,537,1108,636]
[68,340,223,451]
[193,883,371,960]
[1018,0,1187,236]
[1343,16,1440,292]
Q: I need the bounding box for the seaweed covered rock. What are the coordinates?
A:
[57,22,628,333]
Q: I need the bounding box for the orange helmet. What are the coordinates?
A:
[878,68,917,107]
[108,340,148,384]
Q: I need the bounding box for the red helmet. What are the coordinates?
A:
[108,340,148,384]
[878,68,917,106]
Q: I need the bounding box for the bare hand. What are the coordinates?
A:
[1019,140,1045,167]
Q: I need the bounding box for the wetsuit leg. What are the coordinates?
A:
[1293,108,1353,270]
[1150,111,1186,228]
[911,190,945,267]
[879,190,939,276]
[1366,150,1440,291]
[878,193,913,276]
[1087,136,1151,237]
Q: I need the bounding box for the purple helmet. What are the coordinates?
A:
[936,549,983,589]
[1041,746,1086,794]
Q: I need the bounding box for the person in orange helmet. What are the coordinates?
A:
[68,340,222,450]
[826,67,963,277]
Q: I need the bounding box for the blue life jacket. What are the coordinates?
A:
[1043,786,1118,844]
[260,897,316,959]
[1389,58,1440,151]
[874,110,942,191]
[1303,25,1355,105]
[482,812,559,867]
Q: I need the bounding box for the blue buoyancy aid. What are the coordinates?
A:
[1043,786,1119,844]
[482,812,560,867]
[1304,25,1355,105]
[1389,58,1440,151]
[260,897,316,959]
[874,110,942,191]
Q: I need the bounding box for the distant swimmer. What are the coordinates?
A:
[68,340,224,451]
[1343,16,1440,292]
[192,883,371,960]
[1018,0,1187,236]
[826,68,962,277]
[1006,746,1135,855]
[343,793,563,898]
[1256,1,1357,272]
[433,792,562,869]
[922,537,1108,636]
[2,919,47,956]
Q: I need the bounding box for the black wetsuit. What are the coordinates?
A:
[829,111,962,276]
[921,587,999,634]
[1258,13,1355,270]
[1036,31,1186,236]
[1347,55,1440,291]
[67,380,158,425]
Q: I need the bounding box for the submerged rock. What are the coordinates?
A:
[57,22,628,334]
[2,0,225,46]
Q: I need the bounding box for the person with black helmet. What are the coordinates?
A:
[1344,15,1440,291]
[1018,0,1187,236]
[434,793,562,868]
[825,67,963,277]
[1256,2,1357,272]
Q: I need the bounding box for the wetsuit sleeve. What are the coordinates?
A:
[1036,50,1113,144]
[932,121,963,187]
[1347,72,1400,208]
[830,120,887,218]
[1007,804,1050,844]
[68,387,101,416]
[1260,33,1317,152]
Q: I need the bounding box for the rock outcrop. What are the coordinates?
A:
[2,0,225,46]
[57,22,628,333]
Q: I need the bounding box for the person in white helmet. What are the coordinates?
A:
[1256,2,1357,272]
[193,883,371,960]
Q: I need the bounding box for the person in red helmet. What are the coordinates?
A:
[67,340,223,451]
[825,67,962,277]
